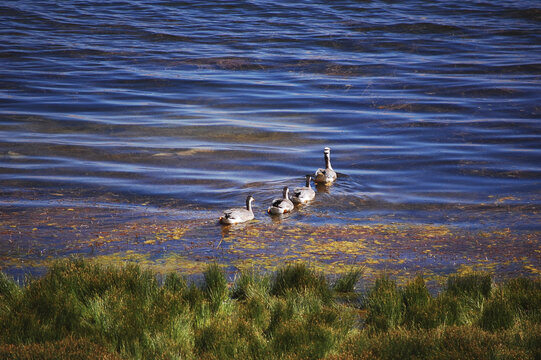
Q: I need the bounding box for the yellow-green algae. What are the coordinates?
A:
[1,206,539,281]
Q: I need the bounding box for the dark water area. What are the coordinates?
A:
[1,0,540,280]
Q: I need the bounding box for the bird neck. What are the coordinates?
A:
[246,199,253,212]
[325,153,332,169]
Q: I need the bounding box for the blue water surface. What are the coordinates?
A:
[1,0,540,232]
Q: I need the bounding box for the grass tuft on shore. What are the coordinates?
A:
[0,258,540,359]
[333,267,364,294]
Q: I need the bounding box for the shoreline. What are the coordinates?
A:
[1,204,540,284]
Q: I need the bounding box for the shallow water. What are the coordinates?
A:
[1,0,540,279]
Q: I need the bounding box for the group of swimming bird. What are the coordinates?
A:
[219,147,337,225]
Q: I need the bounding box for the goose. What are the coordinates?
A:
[291,175,316,204]
[314,147,337,185]
[219,195,255,225]
[268,186,294,215]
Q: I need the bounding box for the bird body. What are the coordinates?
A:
[268,187,294,215]
[314,147,337,185]
[291,175,316,204]
[219,195,255,225]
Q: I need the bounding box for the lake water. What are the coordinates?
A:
[1,0,540,281]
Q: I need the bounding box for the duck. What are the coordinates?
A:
[291,175,316,204]
[314,147,337,185]
[268,186,294,215]
[219,195,255,225]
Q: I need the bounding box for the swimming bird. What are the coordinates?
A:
[219,195,255,225]
[268,186,294,215]
[291,175,316,204]
[314,147,337,185]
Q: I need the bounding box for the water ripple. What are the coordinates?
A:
[0,0,540,230]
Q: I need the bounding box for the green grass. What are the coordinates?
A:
[333,267,363,294]
[0,259,540,359]
[363,274,403,331]
[270,262,333,303]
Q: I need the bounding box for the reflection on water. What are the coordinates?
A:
[0,0,540,278]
